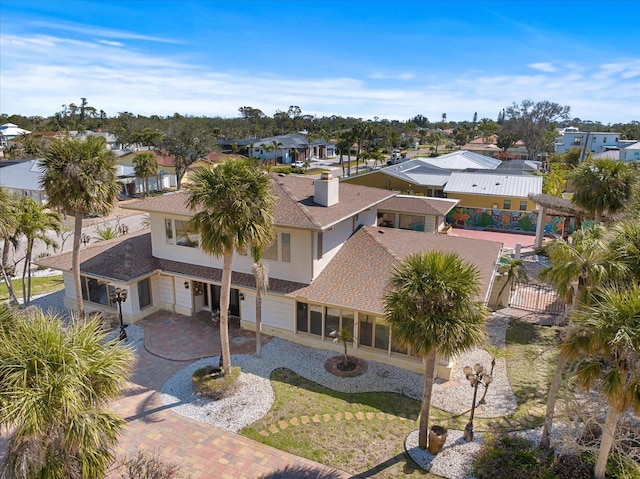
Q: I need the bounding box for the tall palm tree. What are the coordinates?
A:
[132,152,159,197]
[538,225,618,449]
[562,286,640,479]
[186,159,275,375]
[384,251,487,450]
[40,136,121,317]
[571,159,634,224]
[0,188,19,306]
[14,196,62,305]
[251,245,270,358]
[0,306,133,479]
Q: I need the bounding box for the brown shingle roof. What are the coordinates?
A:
[37,231,308,294]
[123,174,396,231]
[36,230,155,282]
[298,226,501,314]
[378,196,459,216]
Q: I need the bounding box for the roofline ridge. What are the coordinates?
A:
[360,226,403,263]
[271,174,322,229]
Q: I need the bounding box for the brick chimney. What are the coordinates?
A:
[314,171,339,206]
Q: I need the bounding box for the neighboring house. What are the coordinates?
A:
[343,158,452,197]
[118,150,178,188]
[220,133,335,164]
[38,173,502,378]
[0,159,47,204]
[116,164,173,198]
[376,195,459,233]
[0,123,31,147]
[445,172,543,233]
[554,128,620,154]
[413,150,502,171]
[70,130,122,150]
[619,141,640,162]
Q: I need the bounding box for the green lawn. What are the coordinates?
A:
[241,319,563,478]
[0,274,64,302]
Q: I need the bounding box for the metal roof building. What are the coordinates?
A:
[444,172,543,198]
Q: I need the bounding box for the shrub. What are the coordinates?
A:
[472,433,556,479]
[117,450,182,479]
[192,365,241,400]
[534,245,549,257]
[271,166,291,174]
[552,453,592,479]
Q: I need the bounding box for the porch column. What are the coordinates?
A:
[535,205,546,249]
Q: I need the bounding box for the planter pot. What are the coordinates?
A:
[427,425,448,455]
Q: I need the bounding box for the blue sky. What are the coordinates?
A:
[1,0,639,123]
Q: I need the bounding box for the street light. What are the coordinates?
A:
[462,363,493,442]
[109,287,128,341]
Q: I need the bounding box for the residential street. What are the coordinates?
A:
[4,200,147,281]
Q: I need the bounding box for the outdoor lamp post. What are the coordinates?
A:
[462,363,493,442]
[110,287,128,341]
[80,233,91,247]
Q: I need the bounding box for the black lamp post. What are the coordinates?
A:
[80,233,91,247]
[462,363,493,442]
[110,287,128,341]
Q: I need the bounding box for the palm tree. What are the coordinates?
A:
[0,188,19,306]
[538,225,617,450]
[562,286,640,479]
[186,159,276,375]
[270,140,284,166]
[251,245,270,358]
[608,218,640,284]
[133,152,159,197]
[384,250,487,450]
[13,196,62,305]
[571,159,634,224]
[0,306,133,479]
[495,256,528,305]
[40,136,121,317]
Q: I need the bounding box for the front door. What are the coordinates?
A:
[209,284,240,318]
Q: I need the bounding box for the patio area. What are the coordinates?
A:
[139,309,269,361]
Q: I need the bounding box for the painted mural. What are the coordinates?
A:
[447,207,574,236]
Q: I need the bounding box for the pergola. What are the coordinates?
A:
[529,193,588,248]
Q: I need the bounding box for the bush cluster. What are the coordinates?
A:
[192,365,241,400]
[472,433,639,479]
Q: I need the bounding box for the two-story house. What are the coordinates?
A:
[555,128,620,155]
[38,173,502,377]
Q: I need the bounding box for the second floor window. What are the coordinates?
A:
[262,232,291,262]
[175,220,199,248]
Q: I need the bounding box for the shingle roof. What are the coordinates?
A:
[123,173,396,231]
[444,172,543,198]
[297,226,501,314]
[36,230,308,294]
[36,230,156,282]
[377,195,459,216]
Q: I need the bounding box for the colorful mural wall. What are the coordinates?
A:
[446,207,574,236]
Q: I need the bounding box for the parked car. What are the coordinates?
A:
[291,160,306,168]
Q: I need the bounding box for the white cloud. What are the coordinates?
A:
[96,39,124,47]
[369,71,416,80]
[527,62,557,73]
[30,19,183,44]
[1,33,638,123]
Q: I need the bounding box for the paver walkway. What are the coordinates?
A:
[109,310,349,478]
